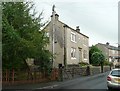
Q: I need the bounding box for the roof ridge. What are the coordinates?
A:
[58,20,89,38]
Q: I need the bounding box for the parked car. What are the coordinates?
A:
[107,68,120,90]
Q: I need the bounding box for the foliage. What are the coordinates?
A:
[2,2,52,72]
[90,45,105,73]
[109,62,113,66]
[91,51,105,73]
[89,45,105,65]
[91,52,105,66]
[89,45,101,64]
[104,60,110,66]
[79,62,89,67]
[34,50,53,76]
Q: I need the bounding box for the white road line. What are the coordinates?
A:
[36,84,58,89]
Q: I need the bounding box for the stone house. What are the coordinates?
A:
[96,42,119,67]
[44,7,89,68]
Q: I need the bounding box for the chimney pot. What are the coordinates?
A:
[55,14,59,20]
[106,42,109,45]
[76,26,80,32]
[51,14,59,20]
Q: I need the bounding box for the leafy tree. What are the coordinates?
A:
[91,52,105,72]
[89,45,105,72]
[99,53,105,73]
[2,2,52,72]
[89,45,101,64]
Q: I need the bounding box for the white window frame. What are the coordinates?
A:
[83,50,87,59]
[71,32,76,43]
[71,47,76,59]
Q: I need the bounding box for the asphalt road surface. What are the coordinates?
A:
[49,71,110,90]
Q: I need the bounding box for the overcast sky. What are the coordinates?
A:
[32,0,119,46]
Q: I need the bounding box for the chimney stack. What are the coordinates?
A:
[51,13,59,21]
[55,14,59,20]
[76,26,80,32]
[51,5,59,21]
[106,42,109,45]
[51,14,59,20]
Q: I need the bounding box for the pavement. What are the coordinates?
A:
[2,71,109,90]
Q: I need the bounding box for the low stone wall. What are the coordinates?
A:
[62,65,111,80]
[90,66,101,75]
[90,66,110,75]
[103,66,110,72]
[71,67,87,76]
[62,67,87,80]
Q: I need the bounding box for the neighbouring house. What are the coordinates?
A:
[44,6,89,68]
[96,42,120,67]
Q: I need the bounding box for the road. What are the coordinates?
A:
[45,71,110,90]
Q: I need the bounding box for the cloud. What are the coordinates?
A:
[33,0,119,46]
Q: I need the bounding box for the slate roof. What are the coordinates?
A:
[98,43,120,51]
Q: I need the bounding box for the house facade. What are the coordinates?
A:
[44,7,89,68]
[96,43,119,67]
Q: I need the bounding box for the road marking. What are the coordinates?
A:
[36,84,58,89]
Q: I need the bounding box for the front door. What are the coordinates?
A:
[78,48,82,63]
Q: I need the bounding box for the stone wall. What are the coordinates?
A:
[103,66,111,72]
[90,66,101,75]
[62,66,111,80]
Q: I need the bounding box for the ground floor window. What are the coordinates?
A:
[71,47,76,59]
[83,50,87,59]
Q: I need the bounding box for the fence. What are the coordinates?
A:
[2,68,59,86]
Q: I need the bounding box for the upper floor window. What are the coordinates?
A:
[83,37,87,45]
[71,32,76,43]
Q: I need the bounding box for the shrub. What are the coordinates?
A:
[79,62,89,67]
[109,62,113,66]
[104,60,110,66]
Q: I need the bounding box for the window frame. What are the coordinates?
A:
[71,32,76,43]
[83,50,87,59]
[71,47,76,59]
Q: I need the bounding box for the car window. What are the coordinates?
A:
[111,70,120,77]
